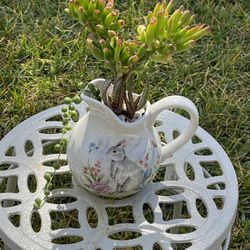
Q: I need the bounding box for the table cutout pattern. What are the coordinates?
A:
[0,103,238,250]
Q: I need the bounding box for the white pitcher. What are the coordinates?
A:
[67,79,199,198]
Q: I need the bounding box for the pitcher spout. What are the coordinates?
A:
[80,79,151,131]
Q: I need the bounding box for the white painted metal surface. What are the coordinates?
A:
[0,102,238,250]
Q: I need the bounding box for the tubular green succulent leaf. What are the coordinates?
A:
[137,25,146,35]
[137,44,147,57]
[179,25,210,44]
[86,38,104,60]
[102,6,112,19]
[120,47,131,64]
[87,0,96,16]
[117,19,125,28]
[103,47,111,60]
[185,25,204,37]
[96,0,105,11]
[176,39,196,51]
[94,9,101,18]
[187,26,211,41]
[161,0,167,10]
[127,41,138,53]
[104,10,118,27]
[99,38,106,47]
[72,1,80,14]
[122,66,130,74]
[185,15,196,26]
[155,11,166,38]
[146,11,153,24]
[165,0,175,15]
[109,22,116,30]
[150,53,173,64]
[173,26,189,41]
[110,36,117,48]
[128,55,140,64]
[171,9,183,32]
[81,0,90,10]
[154,40,161,49]
[68,1,78,18]
[145,17,157,49]
[179,10,191,25]
[108,30,116,37]
[96,24,105,33]
[166,18,173,37]
[153,2,162,16]
[77,6,86,23]
[114,38,123,62]
[138,30,146,42]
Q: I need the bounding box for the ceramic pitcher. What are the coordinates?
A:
[67,79,199,198]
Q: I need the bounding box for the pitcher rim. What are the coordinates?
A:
[81,93,151,128]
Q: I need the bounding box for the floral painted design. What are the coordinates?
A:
[137,140,159,180]
[83,160,101,175]
[82,142,111,194]
[89,181,111,193]
[88,142,98,153]
[82,139,160,195]
[83,160,111,194]
[139,153,149,168]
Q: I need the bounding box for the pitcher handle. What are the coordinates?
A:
[150,95,199,162]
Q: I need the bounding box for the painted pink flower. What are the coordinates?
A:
[94,160,101,169]
[90,181,111,193]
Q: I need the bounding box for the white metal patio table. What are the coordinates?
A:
[0,101,238,250]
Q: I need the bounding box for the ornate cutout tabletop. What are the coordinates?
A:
[0,102,238,250]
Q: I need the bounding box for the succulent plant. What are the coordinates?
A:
[65,0,210,119]
[34,0,210,209]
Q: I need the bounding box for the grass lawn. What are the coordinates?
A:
[0,0,249,249]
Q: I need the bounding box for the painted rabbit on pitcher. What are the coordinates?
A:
[106,139,144,193]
